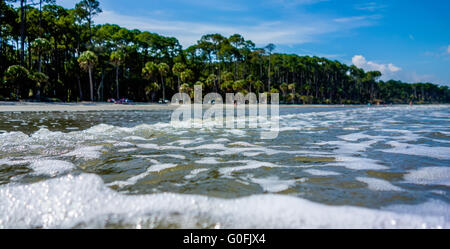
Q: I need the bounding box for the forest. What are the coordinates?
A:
[1,0,450,104]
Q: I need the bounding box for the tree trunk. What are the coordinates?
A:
[38,52,42,73]
[161,74,166,102]
[77,76,83,101]
[116,65,119,99]
[89,67,94,101]
[20,0,26,66]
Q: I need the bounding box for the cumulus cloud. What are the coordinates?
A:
[352,55,401,77]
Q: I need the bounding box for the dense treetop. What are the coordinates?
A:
[1,0,449,103]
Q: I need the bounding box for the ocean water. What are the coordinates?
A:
[0,105,449,228]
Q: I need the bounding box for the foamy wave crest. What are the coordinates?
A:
[0,174,448,229]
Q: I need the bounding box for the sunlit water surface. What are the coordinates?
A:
[0,105,449,228]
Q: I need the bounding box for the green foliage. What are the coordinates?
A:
[78,50,98,71]
[110,50,125,66]
[142,62,157,80]
[180,69,194,83]
[0,1,448,103]
[5,65,30,83]
[30,72,49,87]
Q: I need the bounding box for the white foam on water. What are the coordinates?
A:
[304,169,341,176]
[144,154,186,160]
[195,157,222,165]
[333,156,388,170]
[28,160,75,177]
[381,141,450,160]
[185,169,209,179]
[63,146,104,160]
[404,167,450,187]
[338,132,387,142]
[0,174,447,229]
[147,163,178,173]
[0,157,32,166]
[317,140,378,155]
[166,154,186,160]
[228,141,257,147]
[250,176,297,193]
[213,138,230,143]
[117,148,137,153]
[123,136,151,141]
[136,143,184,151]
[169,139,197,146]
[113,142,134,147]
[219,160,280,175]
[380,129,424,142]
[356,177,404,192]
[189,143,228,151]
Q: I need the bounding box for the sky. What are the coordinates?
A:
[57,0,450,86]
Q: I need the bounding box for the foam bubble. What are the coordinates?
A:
[304,169,341,176]
[0,174,447,229]
[381,141,450,159]
[195,157,222,165]
[147,163,178,173]
[63,146,104,160]
[219,160,280,175]
[250,176,297,193]
[404,167,450,187]
[28,160,75,177]
[356,177,404,192]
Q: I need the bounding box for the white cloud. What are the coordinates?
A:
[94,10,373,48]
[334,15,381,23]
[447,45,450,54]
[355,2,387,12]
[352,55,401,79]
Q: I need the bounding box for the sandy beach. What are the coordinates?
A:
[0,101,362,112]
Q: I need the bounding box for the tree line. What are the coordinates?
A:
[1,0,449,104]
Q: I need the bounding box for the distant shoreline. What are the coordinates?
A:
[0,101,448,112]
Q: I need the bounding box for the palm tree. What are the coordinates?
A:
[172,63,185,93]
[288,83,296,104]
[254,80,263,93]
[206,74,217,92]
[145,82,160,102]
[31,38,51,73]
[4,65,29,99]
[78,51,98,101]
[30,72,49,100]
[158,62,170,102]
[280,82,288,103]
[180,69,194,85]
[180,83,191,94]
[110,50,125,99]
[142,61,158,100]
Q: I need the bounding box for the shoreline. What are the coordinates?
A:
[0,101,447,112]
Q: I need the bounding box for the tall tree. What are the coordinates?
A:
[158,62,169,102]
[78,50,98,101]
[30,37,50,73]
[172,62,185,93]
[75,0,102,44]
[110,50,124,99]
[265,43,275,91]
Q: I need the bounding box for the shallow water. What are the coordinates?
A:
[0,105,449,228]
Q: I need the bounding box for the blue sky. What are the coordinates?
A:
[58,0,450,85]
